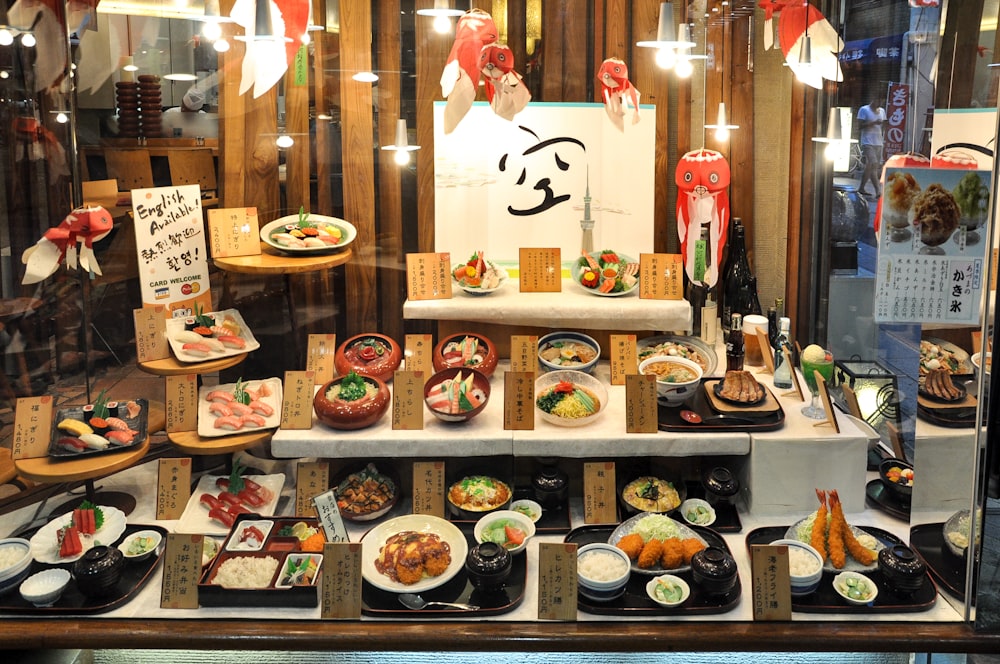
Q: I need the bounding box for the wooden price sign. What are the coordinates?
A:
[751,544,792,621]
[320,542,362,620]
[281,371,315,429]
[404,334,434,377]
[156,457,192,520]
[609,334,637,386]
[165,374,198,433]
[757,328,775,375]
[206,207,261,258]
[625,374,658,433]
[11,396,53,460]
[639,253,684,300]
[391,370,425,430]
[537,542,578,621]
[133,306,169,363]
[510,335,539,374]
[313,488,350,543]
[783,347,805,400]
[406,252,453,300]
[305,334,336,385]
[518,248,561,292]
[583,461,617,524]
[160,533,203,609]
[814,372,840,433]
[296,461,329,518]
[504,371,535,430]
[412,461,445,517]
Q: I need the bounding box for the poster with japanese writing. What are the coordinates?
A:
[433,102,654,266]
[132,184,212,317]
[874,167,990,324]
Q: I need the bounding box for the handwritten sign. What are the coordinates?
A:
[537,542,578,621]
[751,544,792,620]
[305,335,336,384]
[609,334,637,385]
[133,306,169,363]
[404,334,434,377]
[784,347,805,400]
[281,371,315,429]
[11,396,53,460]
[160,533,202,609]
[510,335,539,374]
[206,207,261,258]
[313,489,350,543]
[504,371,535,430]
[583,461,617,524]
[296,461,329,518]
[320,542,362,620]
[412,461,445,517]
[406,252,453,300]
[391,370,424,430]
[157,457,192,520]
[639,253,684,300]
[625,374,658,433]
[165,374,198,433]
[519,248,561,292]
[133,184,212,317]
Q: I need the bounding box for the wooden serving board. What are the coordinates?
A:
[916,392,976,410]
[703,379,781,414]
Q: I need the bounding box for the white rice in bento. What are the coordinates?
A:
[211,555,279,588]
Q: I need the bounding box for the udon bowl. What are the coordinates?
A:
[638,356,703,406]
[534,370,608,427]
[538,331,601,374]
[423,367,491,423]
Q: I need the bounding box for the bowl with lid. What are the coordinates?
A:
[702,466,741,505]
[465,541,512,592]
[690,546,739,596]
[877,544,926,596]
[878,458,913,505]
[334,333,402,383]
[576,543,631,601]
[73,545,125,598]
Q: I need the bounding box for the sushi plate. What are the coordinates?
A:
[570,251,638,297]
[48,399,148,458]
[260,214,356,255]
[175,474,286,535]
[29,505,127,564]
[165,308,260,363]
[197,377,283,438]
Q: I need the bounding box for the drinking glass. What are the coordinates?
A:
[800,353,834,419]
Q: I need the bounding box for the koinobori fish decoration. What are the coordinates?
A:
[597,57,641,132]
[22,205,114,284]
[479,44,531,122]
[759,0,843,90]
[440,9,498,133]
[675,149,731,287]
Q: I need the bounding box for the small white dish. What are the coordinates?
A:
[646,574,691,606]
[509,499,543,523]
[473,510,536,555]
[226,520,274,551]
[679,498,716,526]
[833,571,879,605]
[117,529,163,562]
[19,568,71,607]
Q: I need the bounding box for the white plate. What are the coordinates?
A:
[197,377,283,438]
[175,474,285,535]
[165,308,261,363]
[260,214,356,255]
[607,512,707,576]
[570,251,638,297]
[360,514,467,593]
[29,506,127,564]
[786,515,885,572]
[451,261,509,295]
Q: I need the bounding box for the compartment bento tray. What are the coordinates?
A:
[197,378,282,438]
[564,524,741,615]
[48,399,149,458]
[175,473,285,535]
[658,378,785,432]
[165,308,260,362]
[745,526,937,613]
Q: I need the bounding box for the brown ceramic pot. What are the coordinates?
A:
[432,333,498,378]
[334,333,402,383]
[423,367,491,423]
[313,375,390,430]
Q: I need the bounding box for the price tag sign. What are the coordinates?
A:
[783,348,805,400]
[313,488,350,543]
[412,461,445,517]
[160,533,203,609]
[404,334,434,377]
[305,335,336,384]
[639,253,684,300]
[814,372,840,433]
[537,542,578,621]
[296,461,329,518]
[518,248,561,292]
[757,329,775,375]
[391,370,424,430]
[583,461,617,524]
[206,207,261,258]
[320,542,362,620]
[156,457,192,520]
[406,252,453,300]
[625,374,658,433]
[751,544,792,621]
[133,306,169,363]
[510,335,539,374]
[504,371,535,430]
[165,374,198,433]
[11,396,53,460]
[609,334,637,385]
[281,371,315,429]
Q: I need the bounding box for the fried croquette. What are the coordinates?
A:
[375,530,452,584]
[680,538,706,564]
[616,533,645,561]
[659,538,684,569]
[637,538,664,569]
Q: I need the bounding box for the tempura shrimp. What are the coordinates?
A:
[811,489,828,561]
[830,489,877,566]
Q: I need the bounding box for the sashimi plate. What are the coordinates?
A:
[29,505,127,564]
[165,308,260,363]
[175,474,285,535]
[196,377,282,438]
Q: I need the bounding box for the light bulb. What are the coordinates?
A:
[394,149,411,166]
[675,57,693,78]
[825,142,837,160]
[655,47,676,69]
[715,127,729,142]
[0,29,14,46]
[276,134,294,148]
[202,21,222,41]
[433,14,451,34]
[0,71,8,79]
[213,38,230,52]
[301,32,310,45]
[21,33,35,47]
[55,112,68,123]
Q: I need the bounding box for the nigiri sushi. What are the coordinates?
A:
[173,330,207,344]
[182,342,213,357]
[199,337,226,352]
[217,335,246,350]
[105,417,132,432]
[57,436,87,452]
[241,413,267,427]
[125,400,143,418]
[228,402,253,417]
[106,429,136,445]
[79,433,111,450]
[208,402,233,417]
[205,390,235,403]
[214,415,244,431]
[247,400,274,417]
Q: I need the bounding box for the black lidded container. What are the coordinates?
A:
[531,465,569,509]
[73,545,125,597]
[465,541,512,592]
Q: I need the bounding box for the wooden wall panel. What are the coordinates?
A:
[507,0,528,84]
[729,1,755,257]
[284,52,311,215]
[314,28,333,213]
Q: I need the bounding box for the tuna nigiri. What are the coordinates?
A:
[182,342,213,357]
[247,400,274,416]
[214,415,244,431]
[241,413,267,427]
[205,390,235,403]
[228,402,253,417]
[208,402,233,417]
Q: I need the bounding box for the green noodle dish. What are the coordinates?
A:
[536,380,600,419]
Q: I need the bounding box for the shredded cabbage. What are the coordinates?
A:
[632,514,680,541]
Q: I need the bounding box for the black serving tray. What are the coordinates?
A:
[916,404,981,428]
[448,487,573,535]
[48,399,149,458]
[909,522,972,602]
[745,526,937,613]
[564,524,742,615]
[658,378,785,433]
[865,479,910,522]
[684,481,742,533]
[0,523,166,614]
[361,523,526,617]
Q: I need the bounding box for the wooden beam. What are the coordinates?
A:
[284,47,311,215]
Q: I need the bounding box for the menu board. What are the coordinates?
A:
[519,248,561,292]
[406,252,453,300]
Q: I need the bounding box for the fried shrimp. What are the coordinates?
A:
[811,489,828,562]
[659,538,684,569]
[826,490,847,569]
[616,533,645,561]
[830,489,877,566]
[680,537,706,564]
[637,538,664,569]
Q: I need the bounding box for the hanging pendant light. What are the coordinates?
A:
[417,0,465,35]
[812,107,857,160]
[704,102,739,142]
[636,2,696,70]
[381,118,421,166]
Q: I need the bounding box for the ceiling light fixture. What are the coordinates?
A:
[352,71,379,83]
[704,102,739,142]
[381,118,420,166]
[417,0,465,35]
[637,2,696,71]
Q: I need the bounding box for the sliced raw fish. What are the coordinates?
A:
[208,402,233,417]
[173,330,206,344]
[247,400,274,416]
[182,342,213,357]
[214,415,244,431]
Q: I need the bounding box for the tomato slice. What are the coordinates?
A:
[505,525,526,546]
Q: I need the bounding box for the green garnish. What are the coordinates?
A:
[228,458,246,495]
[536,390,565,413]
[193,302,215,328]
[337,371,368,401]
[297,205,310,228]
[232,378,250,405]
[92,389,110,420]
[79,499,105,530]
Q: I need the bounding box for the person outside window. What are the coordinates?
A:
[857,96,886,198]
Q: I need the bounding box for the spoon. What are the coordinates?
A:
[398,593,479,611]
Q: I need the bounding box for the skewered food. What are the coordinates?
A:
[718,370,764,403]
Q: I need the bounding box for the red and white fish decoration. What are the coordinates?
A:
[22,205,114,284]
[480,44,531,122]
[440,9,498,133]
[759,0,843,90]
[597,58,641,133]
[675,149,731,287]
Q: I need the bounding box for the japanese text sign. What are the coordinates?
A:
[160,533,203,609]
[11,396,53,460]
[406,252,453,301]
[609,334,637,385]
[583,461,617,524]
[157,457,192,520]
[206,207,261,258]
[320,542,362,620]
[504,371,535,430]
[296,461,329,518]
[133,306,169,363]
[751,544,792,620]
[537,542,578,621]
[518,248,562,292]
[412,461,445,517]
[281,371,315,429]
[639,253,684,300]
[305,335,337,385]
[391,371,424,430]
[165,374,198,433]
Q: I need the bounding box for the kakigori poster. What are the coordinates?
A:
[874,167,991,325]
[432,102,656,266]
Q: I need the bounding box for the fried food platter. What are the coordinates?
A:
[607,512,707,576]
